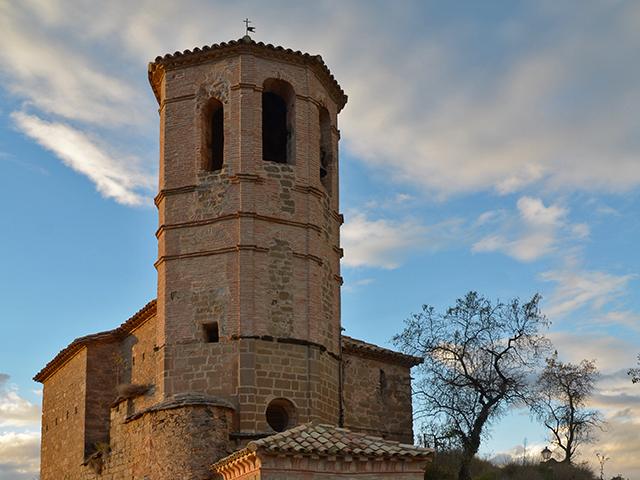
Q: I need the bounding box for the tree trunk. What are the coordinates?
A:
[458,448,476,480]
[458,459,472,480]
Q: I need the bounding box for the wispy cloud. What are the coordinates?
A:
[472,196,582,262]
[1,1,639,205]
[342,212,428,269]
[0,2,149,127]
[0,374,40,429]
[12,112,154,206]
[338,2,640,197]
[541,268,636,318]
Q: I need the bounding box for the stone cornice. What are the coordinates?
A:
[148,36,347,112]
[154,179,341,209]
[124,393,235,423]
[155,211,325,238]
[154,246,333,269]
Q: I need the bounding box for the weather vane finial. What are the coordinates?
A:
[244,18,255,36]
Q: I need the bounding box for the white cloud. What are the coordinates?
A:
[341,208,467,269]
[517,197,567,228]
[0,374,40,429]
[343,277,375,293]
[548,333,638,374]
[472,196,575,262]
[0,375,40,479]
[0,431,40,480]
[541,268,636,318]
[1,1,639,205]
[338,2,640,197]
[0,2,150,127]
[341,213,428,269]
[12,112,154,206]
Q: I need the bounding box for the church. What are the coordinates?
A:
[34,35,432,479]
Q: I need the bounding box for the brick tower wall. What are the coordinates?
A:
[153,48,343,432]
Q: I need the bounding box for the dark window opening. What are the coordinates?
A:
[203,322,219,343]
[379,369,387,393]
[266,398,296,432]
[319,107,332,188]
[262,92,288,163]
[262,79,295,164]
[266,403,288,432]
[204,99,224,171]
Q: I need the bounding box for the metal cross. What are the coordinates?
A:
[244,18,255,35]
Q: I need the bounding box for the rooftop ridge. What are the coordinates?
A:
[211,423,433,473]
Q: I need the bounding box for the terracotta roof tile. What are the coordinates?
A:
[212,423,433,471]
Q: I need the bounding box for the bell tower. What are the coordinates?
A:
[148,36,347,434]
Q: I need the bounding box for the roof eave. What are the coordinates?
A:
[34,300,157,383]
[148,37,347,112]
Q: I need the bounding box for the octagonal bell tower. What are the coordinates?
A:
[148,36,347,435]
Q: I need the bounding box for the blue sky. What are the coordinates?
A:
[1,1,639,478]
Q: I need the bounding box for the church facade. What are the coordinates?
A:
[35,36,431,479]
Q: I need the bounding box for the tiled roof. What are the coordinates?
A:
[148,35,347,112]
[33,300,157,382]
[212,423,433,471]
[342,335,423,367]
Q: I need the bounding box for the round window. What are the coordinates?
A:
[265,398,296,432]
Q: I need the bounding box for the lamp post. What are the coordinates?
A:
[541,446,552,462]
[595,452,610,480]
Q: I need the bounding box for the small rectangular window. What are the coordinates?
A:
[203,322,219,343]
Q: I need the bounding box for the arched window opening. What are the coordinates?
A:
[262,79,295,164]
[265,398,297,432]
[319,106,332,188]
[203,98,224,171]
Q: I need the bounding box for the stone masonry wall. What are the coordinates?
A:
[81,402,234,480]
[121,314,159,412]
[235,338,340,433]
[40,350,88,480]
[84,342,120,456]
[342,352,415,444]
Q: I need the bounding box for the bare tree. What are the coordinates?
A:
[393,292,550,480]
[533,353,603,463]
